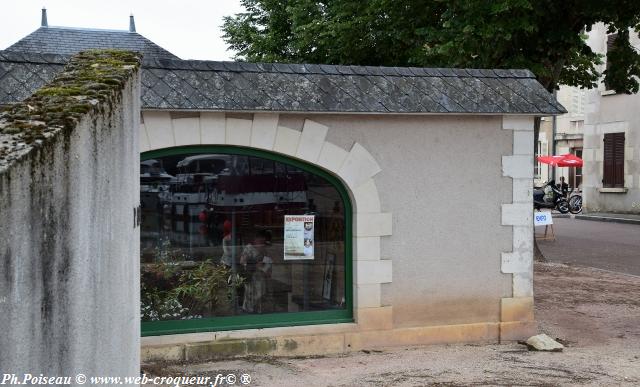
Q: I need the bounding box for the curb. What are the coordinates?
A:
[575,215,640,225]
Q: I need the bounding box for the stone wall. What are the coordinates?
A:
[0,50,141,381]
[583,96,640,214]
[582,23,640,214]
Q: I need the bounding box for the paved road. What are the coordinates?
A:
[537,217,640,276]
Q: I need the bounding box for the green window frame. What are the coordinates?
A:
[141,145,353,336]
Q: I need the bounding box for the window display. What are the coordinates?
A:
[140,147,351,335]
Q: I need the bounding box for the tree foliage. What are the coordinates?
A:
[223,0,640,93]
[223,1,444,66]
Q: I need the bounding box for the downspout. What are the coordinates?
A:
[551,90,557,182]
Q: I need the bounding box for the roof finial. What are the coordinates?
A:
[129,14,136,33]
[41,7,48,27]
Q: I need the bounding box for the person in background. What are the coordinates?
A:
[558,176,569,198]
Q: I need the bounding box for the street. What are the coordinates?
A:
[537,217,640,276]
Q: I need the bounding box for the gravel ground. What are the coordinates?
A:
[143,262,640,386]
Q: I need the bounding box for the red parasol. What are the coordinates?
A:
[537,153,583,167]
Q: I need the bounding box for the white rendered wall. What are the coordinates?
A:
[140,111,535,339]
[582,23,640,213]
[0,78,140,380]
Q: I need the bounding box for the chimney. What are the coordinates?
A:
[41,8,48,27]
[129,14,136,33]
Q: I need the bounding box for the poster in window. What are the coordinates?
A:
[284,215,314,260]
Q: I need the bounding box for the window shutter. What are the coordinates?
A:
[603,132,625,188]
[604,134,614,186]
[607,34,617,52]
[613,133,625,187]
[605,34,618,91]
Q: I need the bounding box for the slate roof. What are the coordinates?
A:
[0,51,566,115]
[4,26,178,60]
[0,52,66,104]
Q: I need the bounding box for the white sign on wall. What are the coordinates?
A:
[534,211,553,226]
[284,215,315,260]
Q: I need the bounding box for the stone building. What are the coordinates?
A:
[581,23,640,214]
[543,23,640,213]
[0,11,566,361]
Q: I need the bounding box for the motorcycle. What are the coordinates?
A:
[533,180,569,213]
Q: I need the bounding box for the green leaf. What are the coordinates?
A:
[222,0,640,91]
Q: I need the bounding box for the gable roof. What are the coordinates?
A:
[0,51,566,115]
[4,26,178,60]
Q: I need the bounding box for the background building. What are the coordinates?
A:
[582,23,640,214]
[540,23,639,214]
[538,84,586,190]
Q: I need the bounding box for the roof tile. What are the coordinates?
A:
[0,49,565,114]
[380,67,399,76]
[436,68,456,77]
[271,63,293,73]
[319,64,340,75]
[5,27,178,60]
[363,66,384,76]
[395,67,414,77]
[302,64,324,74]
[479,69,498,78]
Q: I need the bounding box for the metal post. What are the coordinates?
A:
[552,90,558,182]
[303,261,309,311]
[231,210,238,314]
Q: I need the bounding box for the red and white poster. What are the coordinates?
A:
[284,215,315,260]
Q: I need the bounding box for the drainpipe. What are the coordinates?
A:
[551,90,557,182]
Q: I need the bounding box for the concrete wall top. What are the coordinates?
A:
[0,50,140,172]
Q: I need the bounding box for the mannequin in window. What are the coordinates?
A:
[240,230,273,313]
[220,220,233,267]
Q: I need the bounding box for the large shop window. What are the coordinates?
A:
[140,146,352,335]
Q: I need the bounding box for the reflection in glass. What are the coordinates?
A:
[140,152,347,322]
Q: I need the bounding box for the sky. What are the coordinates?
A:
[0,0,245,60]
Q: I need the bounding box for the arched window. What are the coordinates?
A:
[140,146,352,335]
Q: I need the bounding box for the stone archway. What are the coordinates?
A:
[139,111,393,329]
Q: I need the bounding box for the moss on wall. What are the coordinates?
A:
[0,49,140,171]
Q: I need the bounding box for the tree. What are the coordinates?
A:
[223,0,640,93]
[223,1,446,66]
[223,0,640,259]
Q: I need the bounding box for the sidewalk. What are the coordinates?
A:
[575,212,640,225]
